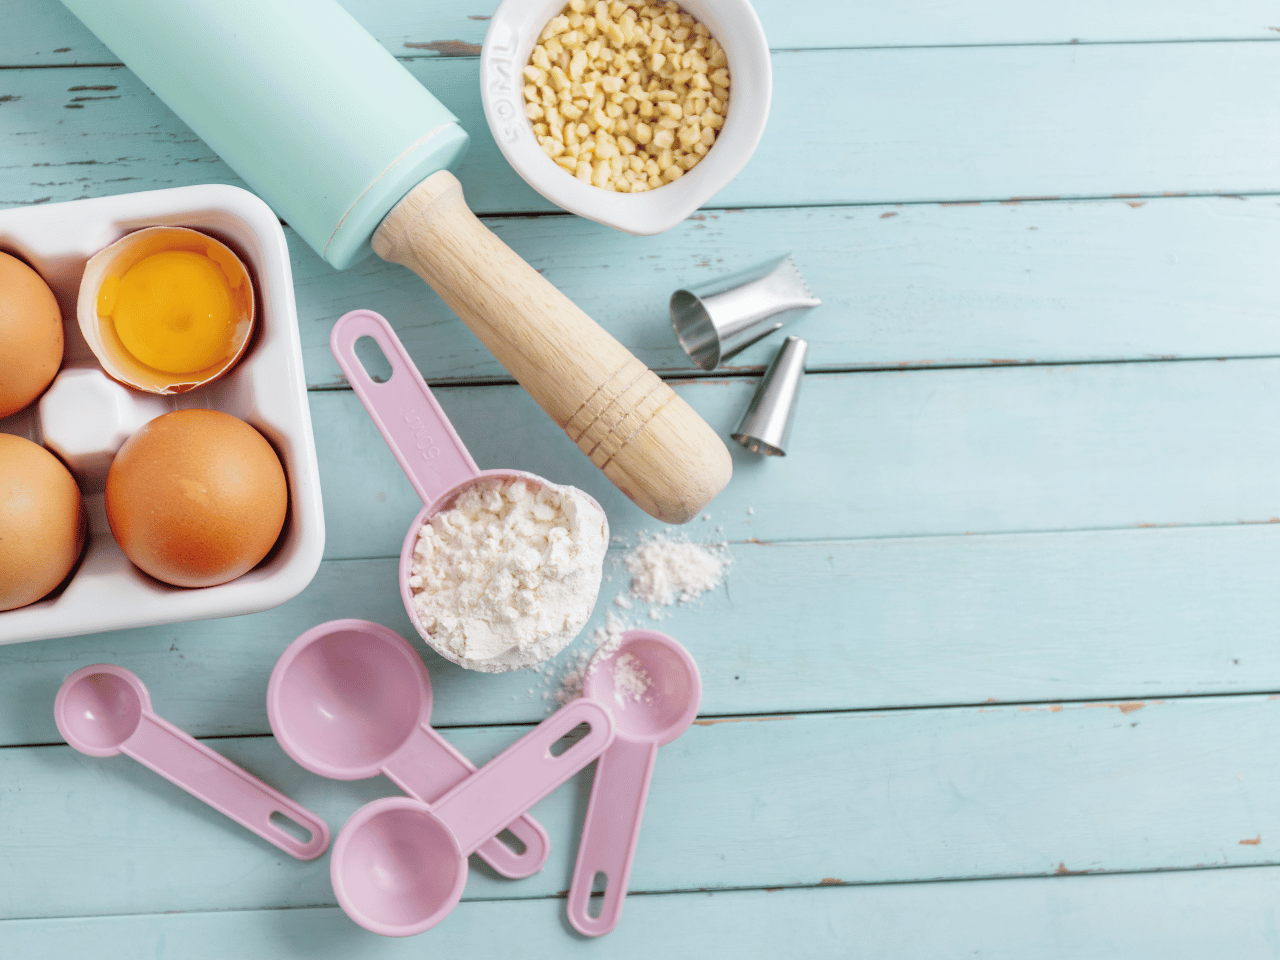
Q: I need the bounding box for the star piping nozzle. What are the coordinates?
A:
[670,254,820,370]
[731,336,807,457]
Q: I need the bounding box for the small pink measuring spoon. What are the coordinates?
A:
[330,308,607,670]
[266,618,549,878]
[54,663,329,860]
[567,629,701,935]
[331,697,614,937]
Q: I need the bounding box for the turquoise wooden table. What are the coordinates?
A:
[3,1,1280,956]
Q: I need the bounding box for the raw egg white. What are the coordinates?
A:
[106,409,288,588]
[0,434,85,611]
[0,251,64,418]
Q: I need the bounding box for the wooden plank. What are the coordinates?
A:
[307,361,1280,560]
[3,44,1279,212]
[8,523,1280,745]
[5,0,1278,67]
[286,196,1280,385]
[7,867,1280,960]
[8,695,1280,918]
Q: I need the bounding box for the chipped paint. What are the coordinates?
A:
[1241,836,1262,846]
[1124,201,1146,208]
[879,212,898,219]
[692,715,793,727]
[404,39,483,56]
[1055,862,1091,876]
[819,878,844,886]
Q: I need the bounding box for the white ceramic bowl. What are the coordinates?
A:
[480,0,771,235]
[0,185,325,644]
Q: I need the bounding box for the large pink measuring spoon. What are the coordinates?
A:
[54,663,329,860]
[331,697,614,937]
[567,629,701,936]
[266,618,549,878]
[330,308,607,671]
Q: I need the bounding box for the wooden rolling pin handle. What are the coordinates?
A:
[372,170,732,523]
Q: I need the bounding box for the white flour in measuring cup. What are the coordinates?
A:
[406,477,608,672]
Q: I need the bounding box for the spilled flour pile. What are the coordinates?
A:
[535,530,732,706]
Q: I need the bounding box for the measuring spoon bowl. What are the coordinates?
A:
[55,663,330,860]
[268,619,550,878]
[57,664,148,754]
[568,630,701,935]
[584,629,702,745]
[332,697,614,937]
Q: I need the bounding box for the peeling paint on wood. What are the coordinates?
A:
[1055,862,1092,876]
[691,716,794,727]
[403,39,482,55]
[1240,836,1262,846]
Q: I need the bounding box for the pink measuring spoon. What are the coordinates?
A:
[330,308,607,670]
[567,629,701,935]
[54,663,329,860]
[331,697,615,937]
[266,618,549,878]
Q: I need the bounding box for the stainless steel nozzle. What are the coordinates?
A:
[671,254,820,370]
[732,336,807,457]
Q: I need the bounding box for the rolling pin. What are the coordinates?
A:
[60,0,732,524]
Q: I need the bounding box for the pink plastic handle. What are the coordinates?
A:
[566,737,658,935]
[433,698,615,856]
[55,664,329,861]
[383,724,551,878]
[564,629,702,935]
[330,309,479,506]
[123,711,330,860]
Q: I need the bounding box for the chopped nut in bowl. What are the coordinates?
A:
[480,0,770,235]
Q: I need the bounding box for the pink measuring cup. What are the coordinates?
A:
[567,629,701,935]
[54,663,329,860]
[331,697,615,937]
[266,618,549,878]
[330,308,606,670]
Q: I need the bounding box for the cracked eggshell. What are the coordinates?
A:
[77,226,254,395]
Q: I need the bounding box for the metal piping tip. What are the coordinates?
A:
[732,336,808,457]
[671,254,821,371]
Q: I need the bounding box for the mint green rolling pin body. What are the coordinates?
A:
[59,0,469,270]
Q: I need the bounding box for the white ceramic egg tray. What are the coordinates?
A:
[0,185,325,644]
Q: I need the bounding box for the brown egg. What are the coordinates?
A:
[106,409,288,588]
[0,251,64,418]
[0,434,86,611]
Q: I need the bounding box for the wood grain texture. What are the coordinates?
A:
[7,521,1280,747]
[9,867,1280,960]
[309,361,1280,560]
[6,695,1280,920]
[5,0,1280,951]
[3,45,1279,213]
[289,195,1280,384]
[5,0,1279,67]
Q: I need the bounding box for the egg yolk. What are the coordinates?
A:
[98,249,239,375]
